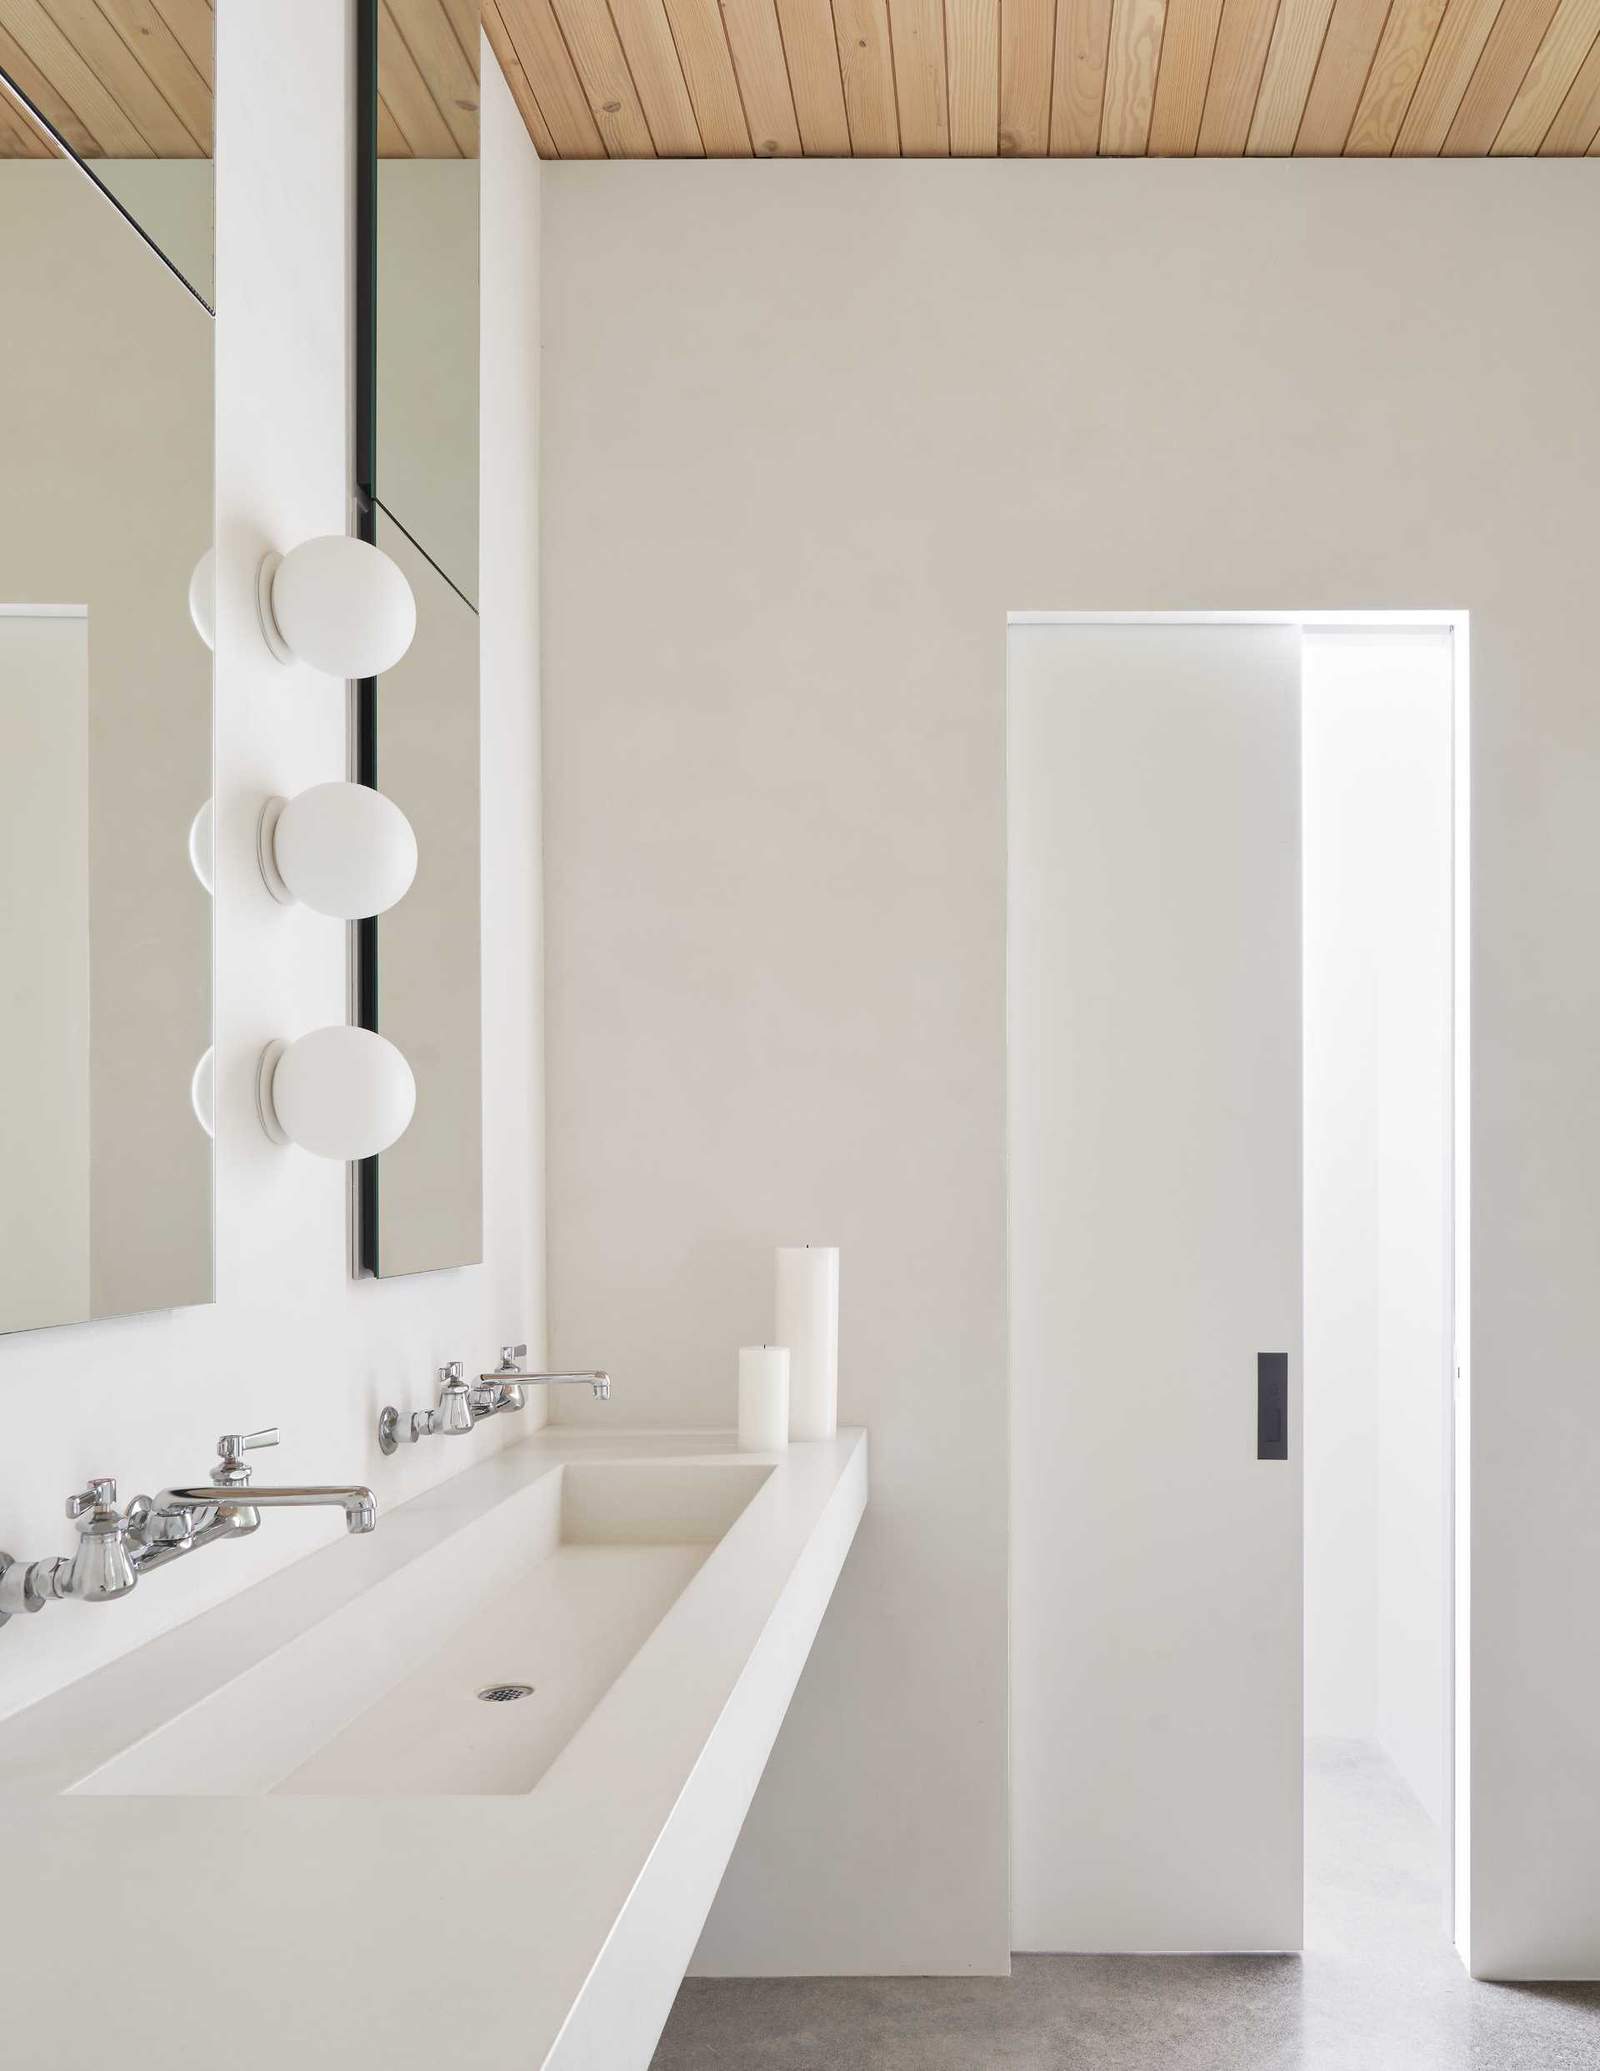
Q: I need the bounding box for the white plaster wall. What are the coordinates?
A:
[540,161,1600,1980]
[0,9,544,1728]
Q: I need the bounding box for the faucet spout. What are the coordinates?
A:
[155,1486,379,1534]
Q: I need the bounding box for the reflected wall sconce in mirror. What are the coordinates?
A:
[189,546,216,652]
[258,781,416,919]
[257,535,416,678]
[256,1027,415,1160]
[191,1048,215,1139]
[188,798,215,895]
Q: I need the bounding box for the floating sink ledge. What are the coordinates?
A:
[0,1426,868,2071]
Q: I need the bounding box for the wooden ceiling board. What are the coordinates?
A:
[0,13,93,150]
[378,0,463,151]
[1538,16,1600,143]
[887,0,950,153]
[41,0,197,152]
[661,0,755,150]
[946,0,1001,152]
[107,0,210,145]
[148,0,212,89]
[1490,0,1600,146]
[1050,0,1115,149]
[833,0,900,151]
[1294,0,1398,150]
[1148,0,1228,149]
[606,0,706,153]
[1441,0,1559,146]
[1001,0,1058,152]
[1246,0,1338,148]
[723,0,805,154]
[387,0,480,153]
[0,0,153,153]
[1195,0,1280,148]
[485,0,562,153]
[775,0,853,151]
[1392,0,1503,145]
[548,0,657,155]
[497,0,607,153]
[1344,0,1449,152]
[1100,0,1167,149]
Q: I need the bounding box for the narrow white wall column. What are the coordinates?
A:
[0,15,547,1728]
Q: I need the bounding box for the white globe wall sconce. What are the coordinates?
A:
[257,535,416,678]
[256,1027,415,1160]
[257,782,417,919]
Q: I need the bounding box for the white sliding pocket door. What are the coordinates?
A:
[1008,620,1304,1954]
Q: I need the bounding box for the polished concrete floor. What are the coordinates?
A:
[652,1741,1600,2069]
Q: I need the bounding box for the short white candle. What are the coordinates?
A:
[738,1345,790,1452]
[775,1245,839,1441]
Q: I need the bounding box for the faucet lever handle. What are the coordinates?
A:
[439,1362,466,1387]
[217,1427,280,1462]
[499,1344,528,1370]
[66,1477,119,1521]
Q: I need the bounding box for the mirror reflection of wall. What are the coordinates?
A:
[375,0,478,602]
[0,14,213,1336]
[367,511,483,1277]
[358,1,482,1278]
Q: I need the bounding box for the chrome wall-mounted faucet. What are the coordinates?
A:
[0,1430,378,1633]
[473,1344,611,1414]
[377,1346,610,1455]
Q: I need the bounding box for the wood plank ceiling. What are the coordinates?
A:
[4,0,1596,162]
[487,0,1600,155]
[0,0,480,160]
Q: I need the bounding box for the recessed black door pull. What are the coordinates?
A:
[1258,1353,1288,1461]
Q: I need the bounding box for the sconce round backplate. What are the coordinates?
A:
[256,795,293,904]
[255,1039,290,1145]
[256,551,293,664]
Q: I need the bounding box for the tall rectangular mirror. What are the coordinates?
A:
[0,9,214,1336]
[355,0,481,1277]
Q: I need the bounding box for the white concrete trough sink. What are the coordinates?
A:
[0,1428,868,2071]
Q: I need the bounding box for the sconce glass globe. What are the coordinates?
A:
[257,1026,415,1160]
[258,535,416,679]
[259,782,417,919]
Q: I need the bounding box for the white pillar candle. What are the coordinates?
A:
[738,1345,790,1452]
[774,1245,839,1441]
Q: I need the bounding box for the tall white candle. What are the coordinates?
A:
[774,1245,839,1441]
[738,1345,790,1452]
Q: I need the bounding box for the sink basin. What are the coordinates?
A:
[0,1428,868,2071]
[72,1461,769,1799]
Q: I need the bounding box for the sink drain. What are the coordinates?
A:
[477,1683,534,1703]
